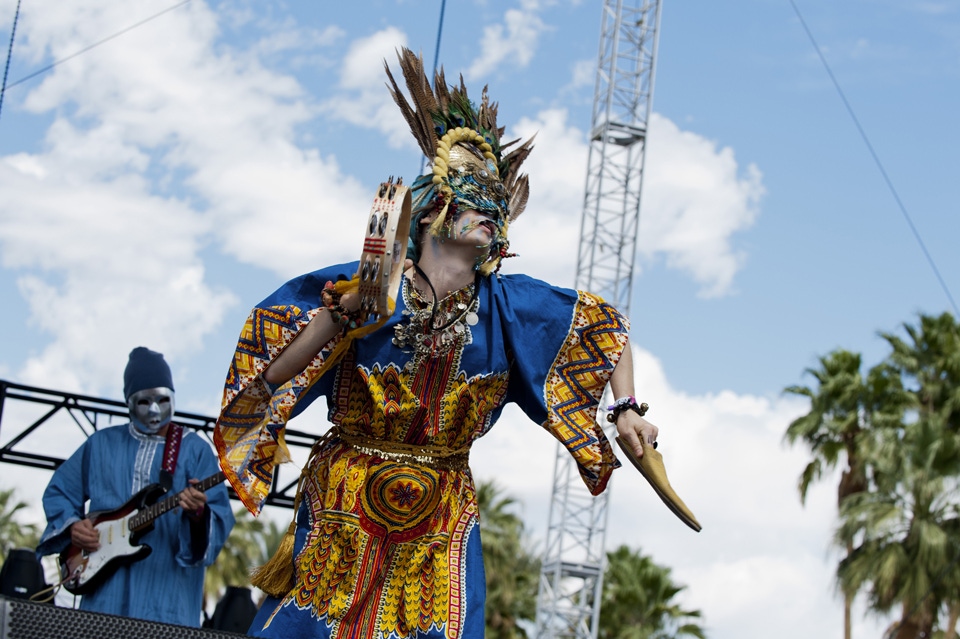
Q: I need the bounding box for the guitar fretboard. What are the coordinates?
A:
[129,471,226,531]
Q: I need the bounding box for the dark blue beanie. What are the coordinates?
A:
[123,347,174,400]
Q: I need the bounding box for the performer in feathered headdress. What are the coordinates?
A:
[214,47,661,639]
[384,48,533,276]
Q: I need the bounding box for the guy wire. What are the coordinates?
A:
[788,0,958,316]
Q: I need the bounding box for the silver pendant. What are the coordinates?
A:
[465,312,479,326]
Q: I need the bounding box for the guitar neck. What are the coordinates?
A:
[129,471,226,532]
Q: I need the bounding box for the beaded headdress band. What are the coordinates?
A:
[385,47,534,275]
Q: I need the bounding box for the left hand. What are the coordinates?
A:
[615,408,659,459]
[178,479,207,520]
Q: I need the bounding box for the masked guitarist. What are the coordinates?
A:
[36,347,235,627]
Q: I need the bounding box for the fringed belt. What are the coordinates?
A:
[330,428,471,471]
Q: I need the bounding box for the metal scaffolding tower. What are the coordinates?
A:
[534,1,662,637]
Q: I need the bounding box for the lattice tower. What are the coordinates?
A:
[534,1,663,637]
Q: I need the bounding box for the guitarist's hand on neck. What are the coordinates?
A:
[179,478,208,521]
[71,518,101,552]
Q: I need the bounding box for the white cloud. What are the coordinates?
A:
[0,0,763,396]
[471,345,891,639]
[321,27,413,150]
[0,0,374,393]
[642,113,764,297]
[498,108,587,285]
[569,57,596,91]
[0,123,235,395]
[466,2,551,79]
[500,109,763,297]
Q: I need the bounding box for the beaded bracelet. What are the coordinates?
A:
[605,395,649,423]
[328,304,363,330]
[322,281,363,332]
[321,280,342,307]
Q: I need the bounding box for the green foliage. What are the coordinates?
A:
[784,349,907,507]
[204,507,287,609]
[599,545,705,639]
[786,312,960,639]
[477,480,540,639]
[0,486,40,564]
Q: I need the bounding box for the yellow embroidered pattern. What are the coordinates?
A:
[544,291,630,494]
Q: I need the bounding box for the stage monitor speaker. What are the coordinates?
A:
[0,595,250,639]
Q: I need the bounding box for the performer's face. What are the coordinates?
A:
[128,387,175,434]
[452,208,500,247]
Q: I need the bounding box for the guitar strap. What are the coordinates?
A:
[159,423,184,491]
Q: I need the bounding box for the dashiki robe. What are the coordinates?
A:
[215,261,630,639]
[37,423,235,627]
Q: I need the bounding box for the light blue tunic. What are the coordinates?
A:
[37,423,235,627]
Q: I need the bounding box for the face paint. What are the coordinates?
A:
[458,220,491,248]
[128,387,175,434]
[454,209,503,246]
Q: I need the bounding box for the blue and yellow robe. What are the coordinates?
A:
[215,261,629,639]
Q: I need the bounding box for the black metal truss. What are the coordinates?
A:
[0,379,315,509]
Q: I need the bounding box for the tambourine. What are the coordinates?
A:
[355,177,411,323]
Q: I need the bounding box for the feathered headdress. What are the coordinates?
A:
[385,47,534,275]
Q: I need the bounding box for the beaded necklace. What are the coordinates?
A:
[393,267,481,359]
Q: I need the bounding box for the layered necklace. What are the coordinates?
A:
[393,265,481,359]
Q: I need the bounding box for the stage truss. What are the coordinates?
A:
[534,1,663,637]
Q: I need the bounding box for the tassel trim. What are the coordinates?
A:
[248,432,338,598]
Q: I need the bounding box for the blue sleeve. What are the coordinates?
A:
[497,274,583,423]
[257,261,359,418]
[497,274,628,495]
[36,439,91,557]
[176,434,235,567]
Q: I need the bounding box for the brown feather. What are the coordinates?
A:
[433,67,450,113]
[398,49,439,151]
[507,175,530,222]
[384,57,434,158]
[500,133,536,186]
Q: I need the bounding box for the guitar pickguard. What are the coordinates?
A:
[62,514,153,593]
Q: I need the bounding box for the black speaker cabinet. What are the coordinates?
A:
[0,596,250,639]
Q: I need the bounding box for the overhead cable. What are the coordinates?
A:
[788,0,958,316]
[0,0,23,124]
[1,0,191,95]
[420,0,447,176]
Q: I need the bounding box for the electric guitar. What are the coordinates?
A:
[59,471,226,595]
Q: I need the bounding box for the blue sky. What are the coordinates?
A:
[1,0,957,637]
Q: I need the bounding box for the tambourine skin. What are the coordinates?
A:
[357,179,412,322]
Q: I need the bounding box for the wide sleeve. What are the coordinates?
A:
[499,275,629,495]
[175,433,235,567]
[36,439,91,557]
[214,262,357,515]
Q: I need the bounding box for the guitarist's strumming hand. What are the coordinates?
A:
[71,518,101,552]
[179,479,208,521]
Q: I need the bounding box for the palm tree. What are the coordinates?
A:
[0,486,40,563]
[784,349,877,639]
[880,312,960,469]
[598,545,705,639]
[836,313,960,638]
[204,507,267,610]
[836,419,960,639]
[476,480,540,639]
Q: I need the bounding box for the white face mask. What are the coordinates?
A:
[127,387,175,434]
